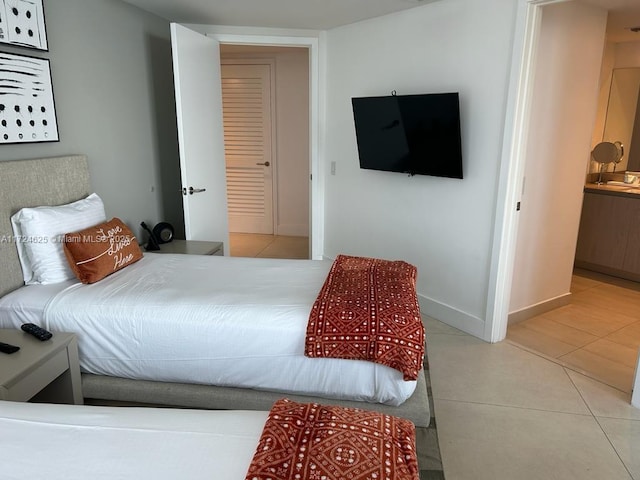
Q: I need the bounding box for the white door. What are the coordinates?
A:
[170,23,229,248]
[221,63,274,234]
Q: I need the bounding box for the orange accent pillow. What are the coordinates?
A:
[63,218,143,284]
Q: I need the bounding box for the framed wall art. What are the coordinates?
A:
[0,52,59,144]
[0,0,48,51]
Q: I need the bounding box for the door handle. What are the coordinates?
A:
[182,187,207,195]
[256,161,270,167]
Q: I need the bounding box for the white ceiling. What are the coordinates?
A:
[603,7,640,43]
[121,0,640,41]
[121,0,436,30]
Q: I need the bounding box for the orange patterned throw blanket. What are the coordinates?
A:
[305,254,424,381]
[244,398,419,480]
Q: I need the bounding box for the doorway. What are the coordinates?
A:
[503,1,640,396]
[219,44,311,258]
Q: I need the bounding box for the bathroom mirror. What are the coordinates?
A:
[602,67,640,172]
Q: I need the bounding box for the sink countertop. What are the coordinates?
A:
[584,182,640,197]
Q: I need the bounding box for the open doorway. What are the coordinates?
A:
[219,44,311,259]
[504,1,640,396]
[171,25,322,260]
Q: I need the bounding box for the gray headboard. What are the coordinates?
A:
[0,155,91,297]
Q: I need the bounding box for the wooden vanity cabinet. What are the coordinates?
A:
[574,190,640,281]
[625,205,640,274]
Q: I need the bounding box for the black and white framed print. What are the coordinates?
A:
[0,52,58,144]
[0,0,48,51]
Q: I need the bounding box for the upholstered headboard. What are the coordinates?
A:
[0,155,91,297]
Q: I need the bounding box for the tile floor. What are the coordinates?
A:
[507,270,640,394]
[426,316,639,480]
[228,233,309,259]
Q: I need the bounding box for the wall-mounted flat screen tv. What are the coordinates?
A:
[351,92,463,178]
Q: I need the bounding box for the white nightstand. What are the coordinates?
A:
[149,239,223,256]
[0,329,83,404]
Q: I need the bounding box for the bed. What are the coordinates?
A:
[0,155,430,427]
[0,398,420,480]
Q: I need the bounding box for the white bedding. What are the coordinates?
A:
[0,254,416,406]
[0,400,267,480]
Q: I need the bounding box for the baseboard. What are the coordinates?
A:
[418,293,486,340]
[419,292,572,341]
[507,293,571,325]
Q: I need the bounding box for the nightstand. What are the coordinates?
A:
[150,239,223,256]
[0,329,83,404]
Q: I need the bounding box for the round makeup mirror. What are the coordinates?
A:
[591,141,623,184]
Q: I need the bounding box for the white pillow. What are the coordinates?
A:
[11,193,107,284]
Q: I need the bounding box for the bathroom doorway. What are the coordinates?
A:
[505,1,640,396]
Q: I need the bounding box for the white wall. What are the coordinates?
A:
[614,41,640,68]
[508,2,608,316]
[322,0,518,336]
[221,47,310,237]
[0,0,182,241]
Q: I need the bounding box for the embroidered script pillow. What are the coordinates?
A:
[63,218,143,284]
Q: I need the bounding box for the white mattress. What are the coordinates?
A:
[0,254,416,406]
[0,400,267,480]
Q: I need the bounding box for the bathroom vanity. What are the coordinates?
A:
[574,182,640,281]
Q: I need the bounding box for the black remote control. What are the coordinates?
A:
[0,341,20,354]
[21,323,53,341]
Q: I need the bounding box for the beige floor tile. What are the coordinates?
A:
[582,339,640,369]
[229,233,308,259]
[229,233,274,257]
[571,273,602,293]
[518,315,600,346]
[425,272,640,480]
[571,287,640,320]
[507,323,579,358]
[546,303,637,337]
[506,272,640,409]
[573,269,640,293]
[597,281,640,297]
[435,399,632,480]
[258,235,308,259]
[428,333,590,414]
[598,417,640,479]
[566,370,640,420]
[605,322,640,350]
[559,349,635,393]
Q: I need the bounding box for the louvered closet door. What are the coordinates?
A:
[221,64,273,234]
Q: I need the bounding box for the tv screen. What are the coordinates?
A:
[351,92,463,178]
